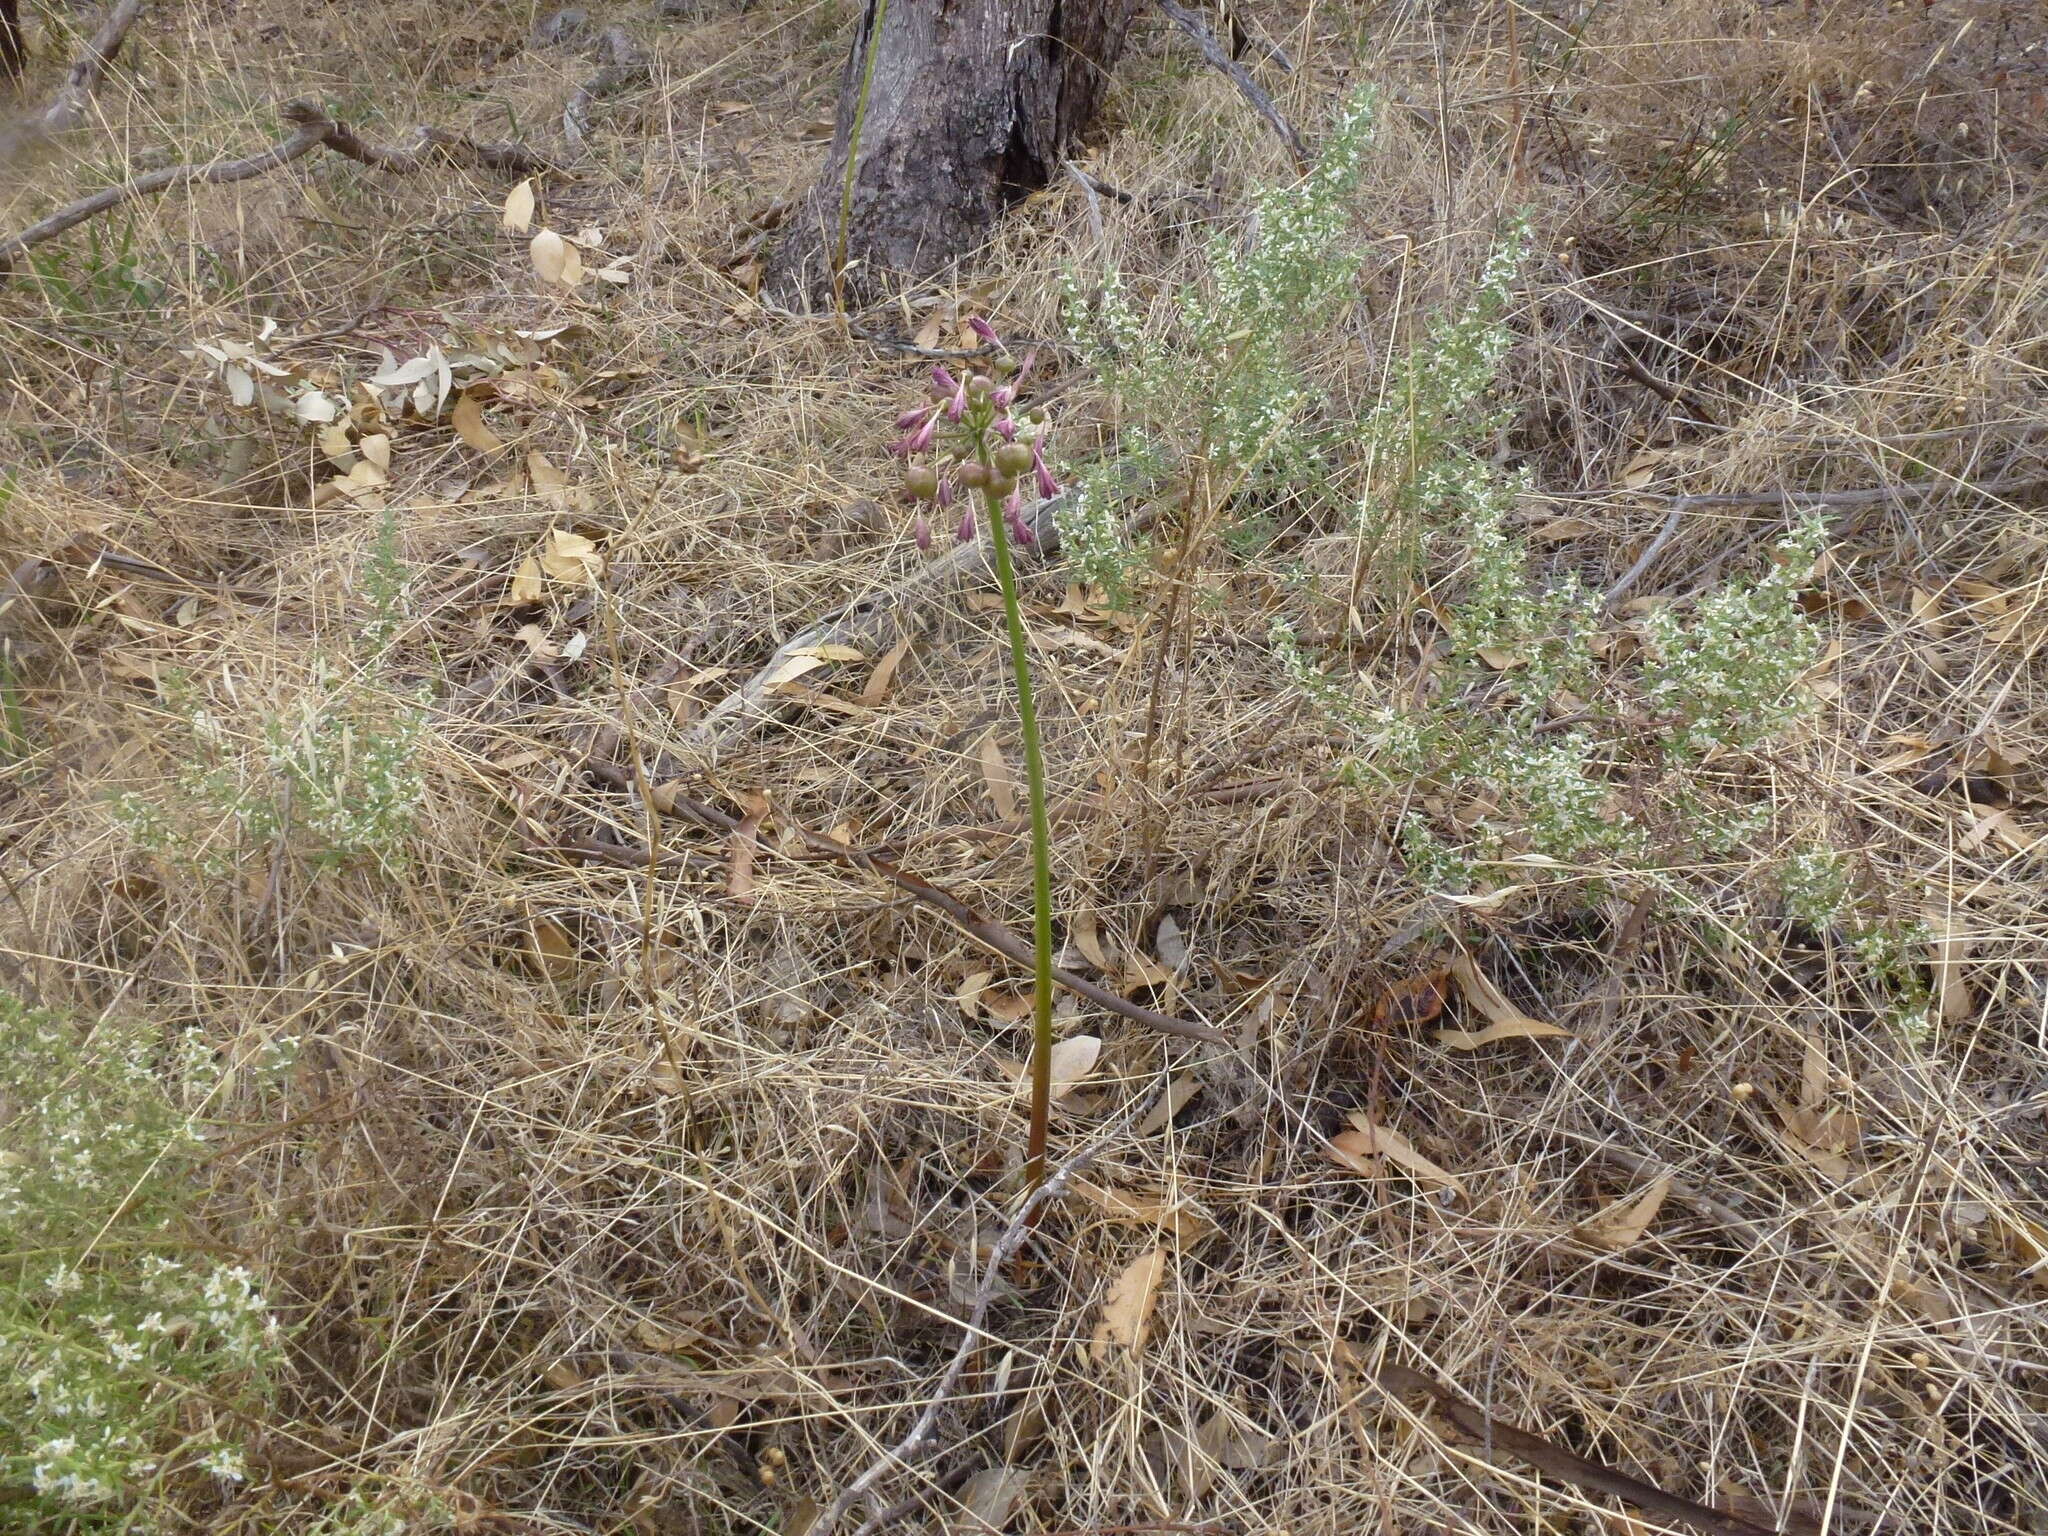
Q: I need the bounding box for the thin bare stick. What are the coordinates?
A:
[672,487,1068,768]
[562,25,650,157]
[1597,473,2048,614]
[1634,474,2045,512]
[1598,502,1687,615]
[37,0,145,134]
[811,1114,1133,1536]
[307,106,552,177]
[0,98,552,274]
[1153,0,1308,172]
[642,781,1230,1046]
[0,120,325,273]
[1373,1361,1784,1536]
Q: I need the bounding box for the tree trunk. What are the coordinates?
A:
[766,0,1133,308]
[1,0,25,80]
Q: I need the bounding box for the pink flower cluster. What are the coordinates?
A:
[890,320,1059,553]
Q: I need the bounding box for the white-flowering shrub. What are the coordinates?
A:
[1060,87,1381,587]
[1638,519,1826,754]
[112,664,432,876]
[1276,231,1866,940]
[112,510,429,876]
[0,996,285,1523]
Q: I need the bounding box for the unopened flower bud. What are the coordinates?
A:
[1031,437,1059,499]
[914,514,932,552]
[956,506,977,543]
[968,317,1001,347]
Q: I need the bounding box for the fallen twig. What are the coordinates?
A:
[1598,502,1687,615]
[1637,474,2046,513]
[36,0,144,133]
[1598,473,2048,615]
[648,782,1230,1046]
[671,488,1068,768]
[575,759,1225,1043]
[1152,0,1308,172]
[812,1111,1137,1536]
[1,98,552,275]
[562,25,650,157]
[1370,1359,1784,1536]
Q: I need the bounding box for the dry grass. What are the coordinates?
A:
[4,0,2048,1532]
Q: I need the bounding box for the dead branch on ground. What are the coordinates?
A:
[1369,1358,1785,1536]
[671,488,1070,768]
[1597,472,2048,614]
[562,24,651,157]
[577,763,1231,1045]
[1153,0,1307,172]
[0,98,553,275]
[37,0,144,133]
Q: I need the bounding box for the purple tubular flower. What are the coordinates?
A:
[894,405,929,431]
[906,413,937,454]
[1013,347,1037,386]
[936,477,955,510]
[1032,437,1059,499]
[992,385,1015,409]
[956,506,977,543]
[968,317,1001,347]
[1007,504,1035,546]
[914,514,932,553]
[994,417,1018,442]
[930,365,959,398]
[944,382,967,422]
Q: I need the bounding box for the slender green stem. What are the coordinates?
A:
[980,475,1057,1193]
[833,0,889,314]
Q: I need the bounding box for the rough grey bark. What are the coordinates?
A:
[766,0,1133,307]
[1,0,24,79]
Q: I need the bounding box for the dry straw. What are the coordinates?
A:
[0,0,2044,1532]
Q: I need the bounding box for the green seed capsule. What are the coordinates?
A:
[993,442,1034,478]
[956,460,992,490]
[902,465,939,499]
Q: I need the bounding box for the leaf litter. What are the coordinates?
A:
[14,11,2048,1536]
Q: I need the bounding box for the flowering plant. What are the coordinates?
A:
[891,321,1064,1189]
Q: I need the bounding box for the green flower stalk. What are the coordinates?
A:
[894,333,1060,1190]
